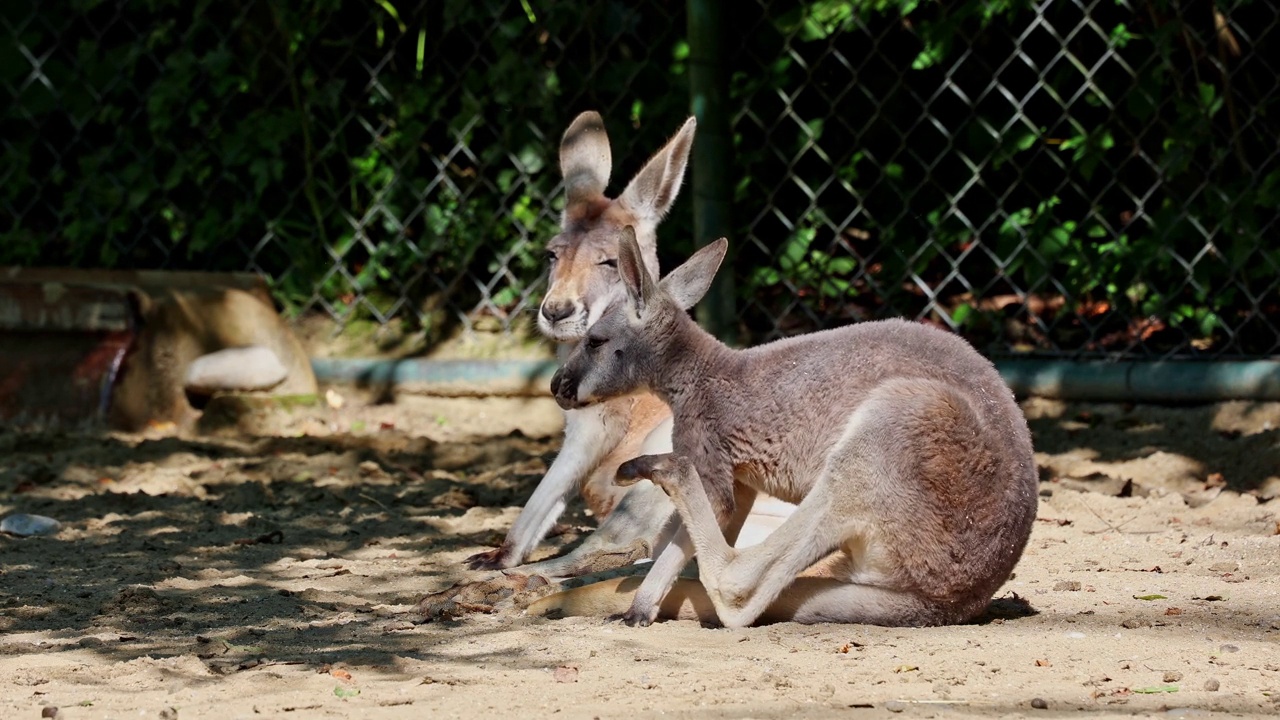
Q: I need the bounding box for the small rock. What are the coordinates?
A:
[1031,697,1049,710]
[552,665,578,683]
[1163,671,1184,682]
[884,700,906,713]
[1121,618,1151,629]
[159,708,179,720]
[41,708,59,719]
[1053,580,1082,592]
[0,514,62,537]
[1218,644,1239,654]
[1204,678,1220,691]
[1209,561,1239,573]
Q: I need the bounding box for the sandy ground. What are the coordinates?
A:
[2,393,1279,719]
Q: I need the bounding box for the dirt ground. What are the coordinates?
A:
[2,392,1279,719]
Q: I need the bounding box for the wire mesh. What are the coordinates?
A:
[3,0,1277,359]
[728,0,1280,358]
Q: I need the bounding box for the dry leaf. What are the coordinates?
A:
[325,388,345,409]
[331,668,353,681]
[1035,659,1052,667]
[553,665,579,683]
[1165,607,1183,616]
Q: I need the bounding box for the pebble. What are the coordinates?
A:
[1204,678,1221,691]
[1053,580,1082,592]
[1164,671,1184,682]
[0,514,62,537]
[1218,644,1240,654]
[1031,697,1049,709]
[884,700,906,713]
[41,707,59,719]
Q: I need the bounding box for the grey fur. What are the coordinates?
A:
[550,232,1039,628]
[465,111,795,578]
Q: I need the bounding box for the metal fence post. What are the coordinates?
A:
[687,0,737,345]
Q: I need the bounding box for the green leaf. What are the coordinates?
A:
[518,0,537,24]
[1198,82,1215,108]
[372,0,407,33]
[1109,23,1135,48]
[1133,594,1167,601]
[828,257,856,275]
[1133,685,1179,694]
[911,44,944,70]
[334,685,361,698]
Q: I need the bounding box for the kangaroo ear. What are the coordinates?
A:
[618,116,695,233]
[617,226,657,314]
[560,111,612,210]
[660,238,727,311]
[124,287,154,327]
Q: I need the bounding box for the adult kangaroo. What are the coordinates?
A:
[466,113,794,578]
[548,229,1038,627]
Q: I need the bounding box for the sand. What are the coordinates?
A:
[1,393,1278,719]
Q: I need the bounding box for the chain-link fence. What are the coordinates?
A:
[4,0,1277,360]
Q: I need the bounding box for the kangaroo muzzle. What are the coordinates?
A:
[550,367,590,410]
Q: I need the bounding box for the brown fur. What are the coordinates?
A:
[580,392,672,517]
[549,232,1039,628]
[465,111,709,575]
[109,287,316,432]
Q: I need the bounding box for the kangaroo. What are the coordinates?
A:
[548,229,1039,628]
[110,286,317,432]
[466,112,795,578]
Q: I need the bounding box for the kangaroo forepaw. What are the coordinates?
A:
[615,453,675,487]
[616,454,696,499]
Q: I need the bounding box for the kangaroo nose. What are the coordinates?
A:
[541,302,574,324]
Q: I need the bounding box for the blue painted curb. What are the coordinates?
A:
[996,358,1280,401]
[311,357,1280,402]
[310,357,558,395]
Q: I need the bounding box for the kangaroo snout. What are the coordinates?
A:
[550,367,582,410]
[541,300,576,324]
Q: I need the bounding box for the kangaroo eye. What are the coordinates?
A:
[599,258,617,268]
[546,251,558,262]
[586,336,608,349]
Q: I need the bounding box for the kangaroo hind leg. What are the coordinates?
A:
[621,453,856,629]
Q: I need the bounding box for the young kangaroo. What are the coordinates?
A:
[549,230,1039,628]
[465,112,794,578]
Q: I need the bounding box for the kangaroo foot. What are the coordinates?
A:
[463,543,517,571]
